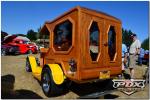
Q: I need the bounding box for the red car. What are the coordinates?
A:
[1,35,38,55]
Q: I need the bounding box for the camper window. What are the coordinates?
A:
[54,20,72,51]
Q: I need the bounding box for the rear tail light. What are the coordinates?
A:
[68,58,77,72]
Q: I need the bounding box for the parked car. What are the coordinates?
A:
[1,35,38,55]
[143,50,149,65]
[1,35,19,55]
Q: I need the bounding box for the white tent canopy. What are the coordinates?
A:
[15,36,30,41]
[3,35,30,43]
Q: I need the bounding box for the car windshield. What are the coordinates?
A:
[23,41,29,44]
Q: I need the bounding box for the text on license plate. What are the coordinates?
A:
[99,71,110,79]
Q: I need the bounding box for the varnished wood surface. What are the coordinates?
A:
[40,6,122,83]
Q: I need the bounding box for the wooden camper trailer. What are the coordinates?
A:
[26,6,122,96]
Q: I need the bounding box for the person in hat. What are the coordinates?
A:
[129,33,141,79]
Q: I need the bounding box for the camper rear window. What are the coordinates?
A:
[53,20,72,51]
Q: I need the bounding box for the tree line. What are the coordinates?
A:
[122,28,149,50]
[1,28,149,50]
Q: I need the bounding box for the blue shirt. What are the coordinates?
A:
[122,44,127,57]
[139,48,145,58]
[145,50,149,54]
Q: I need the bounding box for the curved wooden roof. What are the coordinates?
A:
[45,6,121,24]
[41,6,121,33]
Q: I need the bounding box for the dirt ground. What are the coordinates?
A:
[1,54,149,99]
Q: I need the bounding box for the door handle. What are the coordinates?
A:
[103,42,108,46]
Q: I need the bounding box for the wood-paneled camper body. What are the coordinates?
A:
[26,6,122,97]
[40,6,122,82]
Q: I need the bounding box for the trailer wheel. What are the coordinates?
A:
[41,67,65,97]
[26,57,32,72]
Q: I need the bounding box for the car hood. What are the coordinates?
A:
[2,35,17,44]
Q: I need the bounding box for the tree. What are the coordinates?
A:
[141,38,149,50]
[26,29,37,41]
[15,33,26,37]
[1,31,8,41]
[122,28,133,47]
[37,26,42,39]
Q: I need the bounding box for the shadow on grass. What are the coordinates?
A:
[1,74,119,99]
[1,74,43,99]
[122,72,131,79]
[69,79,119,99]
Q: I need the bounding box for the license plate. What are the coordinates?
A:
[99,71,110,79]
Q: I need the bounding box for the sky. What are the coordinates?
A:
[1,1,149,42]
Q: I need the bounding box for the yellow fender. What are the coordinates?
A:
[27,56,65,84]
[28,56,42,80]
[46,64,65,85]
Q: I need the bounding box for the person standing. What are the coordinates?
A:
[129,33,141,79]
[122,44,128,71]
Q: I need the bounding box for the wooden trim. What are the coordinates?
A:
[51,17,75,54]
[88,19,101,63]
[77,7,81,80]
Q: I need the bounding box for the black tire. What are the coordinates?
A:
[26,57,32,72]
[1,49,6,56]
[41,67,65,97]
[28,50,32,54]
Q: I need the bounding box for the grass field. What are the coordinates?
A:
[1,54,149,99]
